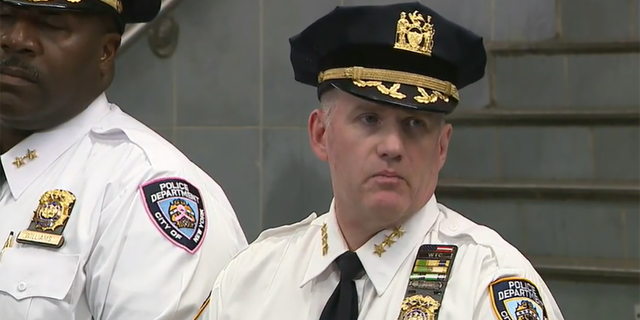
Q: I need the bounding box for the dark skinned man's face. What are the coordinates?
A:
[0,3,120,132]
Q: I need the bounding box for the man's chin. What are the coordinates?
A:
[365,192,410,215]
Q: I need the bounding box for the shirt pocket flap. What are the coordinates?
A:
[0,248,80,301]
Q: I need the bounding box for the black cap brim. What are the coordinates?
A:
[2,0,110,13]
[1,0,161,25]
[320,80,454,114]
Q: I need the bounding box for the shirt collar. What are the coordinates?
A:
[0,93,112,198]
[301,195,441,295]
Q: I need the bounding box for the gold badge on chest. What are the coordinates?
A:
[399,295,440,320]
[397,245,458,320]
[16,189,76,248]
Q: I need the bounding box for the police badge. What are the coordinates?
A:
[398,294,440,320]
[16,189,77,248]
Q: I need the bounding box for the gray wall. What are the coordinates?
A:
[107,0,640,318]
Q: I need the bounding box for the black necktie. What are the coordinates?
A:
[0,161,5,185]
[319,251,365,320]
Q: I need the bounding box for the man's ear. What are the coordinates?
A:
[308,109,329,162]
[437,123,452,170]
[99,34,121,78]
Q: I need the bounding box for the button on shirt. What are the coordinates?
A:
[204,196,565,320]
[0,94,248,320]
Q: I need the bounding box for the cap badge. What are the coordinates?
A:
[394,11,435,56]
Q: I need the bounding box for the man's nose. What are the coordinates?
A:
[1,19,41,56]
[376,128,404,161]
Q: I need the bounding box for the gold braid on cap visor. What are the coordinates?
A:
[318,66,459,104]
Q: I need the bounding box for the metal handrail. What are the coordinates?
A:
[117,0,186,57]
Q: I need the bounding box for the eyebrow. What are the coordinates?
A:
[353,103,430,118]
[352,102,383,112]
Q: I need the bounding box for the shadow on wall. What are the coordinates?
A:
[263,150,334,231]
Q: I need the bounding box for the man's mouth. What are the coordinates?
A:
[0,66,38,84]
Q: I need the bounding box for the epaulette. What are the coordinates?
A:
[253,213,318,243]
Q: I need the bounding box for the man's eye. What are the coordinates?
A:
[407,118,427,128]
[359,114,379,124]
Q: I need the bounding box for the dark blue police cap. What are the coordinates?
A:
[289,2,487,114]
[1,0,161,33]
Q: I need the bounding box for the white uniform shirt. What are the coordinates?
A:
[0,94,248,320]
[205,196,565,320]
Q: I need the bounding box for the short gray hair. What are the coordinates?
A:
[318,89,339,126]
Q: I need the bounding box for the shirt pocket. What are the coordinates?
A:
[0,247,80,317]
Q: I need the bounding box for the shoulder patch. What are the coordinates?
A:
[140,177,207,253]
[489,277,547,320]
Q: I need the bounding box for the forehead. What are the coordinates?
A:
[332,90,441,119]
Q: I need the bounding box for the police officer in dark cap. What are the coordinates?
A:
[0,1,248,319]
[0,0,160,141]
[201,2,564,320]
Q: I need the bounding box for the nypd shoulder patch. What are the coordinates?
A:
[489,277,547,320]
[140,177,207,253]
